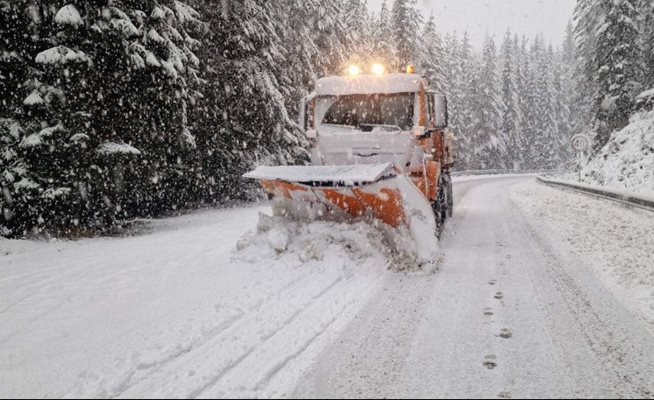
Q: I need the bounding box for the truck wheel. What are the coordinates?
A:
[432,187,446,238]
[446,175,453,218]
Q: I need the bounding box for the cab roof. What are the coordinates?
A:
[315,73,426,97]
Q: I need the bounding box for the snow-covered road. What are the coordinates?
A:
[295,176,654,398]
[2,176,654,398]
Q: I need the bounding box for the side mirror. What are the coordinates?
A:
[299,96,307,130]
[299,93,317,138]
[434,94,448,128]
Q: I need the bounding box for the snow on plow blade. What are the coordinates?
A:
[244,163,438,265]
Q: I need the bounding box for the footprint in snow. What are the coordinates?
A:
[494,292,504,300]
[499,328,512,339]
[483,354,497,370]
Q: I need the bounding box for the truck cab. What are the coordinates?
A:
[300,72,455,209]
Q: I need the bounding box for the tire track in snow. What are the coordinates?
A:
[197,270,387,398]
[75,269,318,399]
[187,278,345,399]
[115,274,347,398]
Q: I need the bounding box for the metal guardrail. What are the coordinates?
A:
[537,177,654,212]
[452,169,563,177]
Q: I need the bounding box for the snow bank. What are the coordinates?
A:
[237,213,392,269]
[581,110,654,196]
[236,210,437,271]
[511,181,654,331]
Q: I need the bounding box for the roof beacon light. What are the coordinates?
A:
[371,63,385,75]
[347,65,362,76]
[406,64,416,74]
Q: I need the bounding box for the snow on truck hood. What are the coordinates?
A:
[315,73,423,96]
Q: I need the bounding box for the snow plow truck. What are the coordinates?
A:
[244,64,456,264]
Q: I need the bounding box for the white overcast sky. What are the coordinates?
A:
[367,0,576,49]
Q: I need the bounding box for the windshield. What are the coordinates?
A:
[318,93,415,131]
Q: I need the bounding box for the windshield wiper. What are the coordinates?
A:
[357,124,402,132]
[322,123,356,129]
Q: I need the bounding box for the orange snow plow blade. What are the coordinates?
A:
[260,180,406,228]
[244,163,438,264]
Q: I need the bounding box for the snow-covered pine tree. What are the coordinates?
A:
[439,32,464,167]
[640,0,654,87]
[519,36,541,169]
[0,0,39,234]
[471,35,506,169]
[499,30,520,169]
[1,1,36,119]
[557,23,577,162]
[572,0,600,140]
[15,2,97,230]
[0,118,32,236]
[418,14,444,92]
[275,0,321,117]
[550,46,571,166]
[371,0,395,68]
[188,0,308,202]
[448,32,476,169]
[439,32,456,98]
[340,0,373,66]
[528,37,559,169]
[511,34,530,169]
[8,1,203,233]
[562,21,587,140]
[592,0,642,151]
[391,0,422,69]
[127,0,204,214]
[311,0,350,76]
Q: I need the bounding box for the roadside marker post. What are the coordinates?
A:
[571,134,590,183]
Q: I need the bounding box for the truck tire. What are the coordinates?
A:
[445,173,453,218]
[432,185,446,238]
